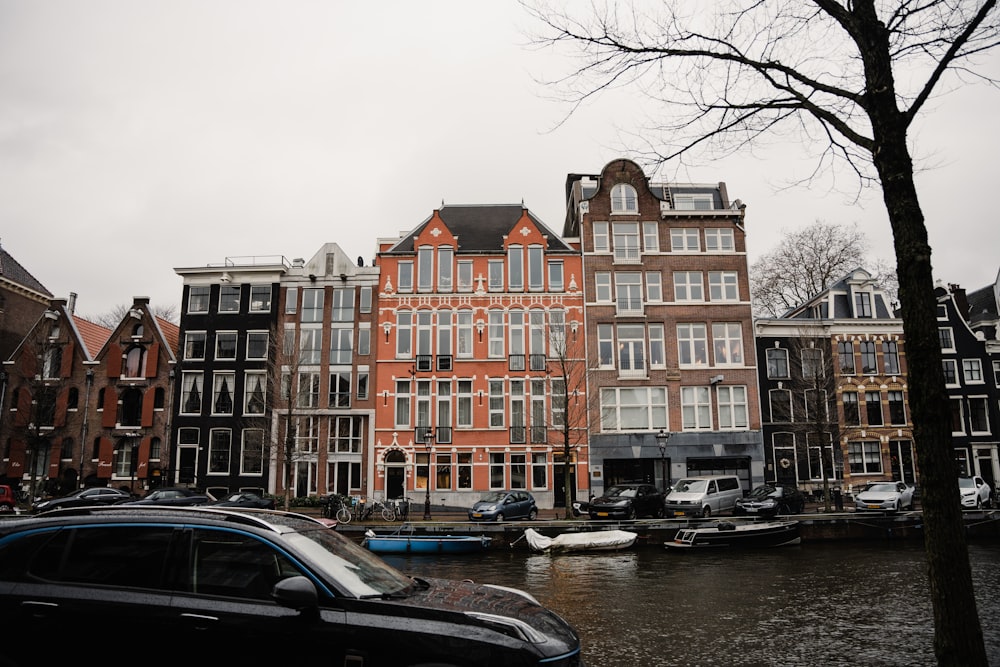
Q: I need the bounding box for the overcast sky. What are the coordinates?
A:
[2,1,998,321]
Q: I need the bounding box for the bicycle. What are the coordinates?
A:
[357,497,397,522]
[321,493,353,524]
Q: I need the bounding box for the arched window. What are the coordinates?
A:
[611,183,638,213]
[124,345,146,378]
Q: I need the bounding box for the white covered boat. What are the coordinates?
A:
[523,527,637,553]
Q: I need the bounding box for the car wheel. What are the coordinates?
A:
[654,505,664,519]
[976,498,983,510]
[527,508,538,521]
[701,506,712,518]
[625,506,637,520]
[494,513,505,522]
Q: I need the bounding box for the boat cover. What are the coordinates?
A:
[524,527,637,552]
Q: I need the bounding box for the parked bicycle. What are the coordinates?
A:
[321,493,354,524]
[357,497,397,522]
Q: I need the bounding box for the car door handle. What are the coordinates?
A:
[180,612,220,629]
[21,600,58,617]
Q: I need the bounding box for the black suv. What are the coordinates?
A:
[734,483,807,517]
[0,506,583,667]
[588,483,665,520]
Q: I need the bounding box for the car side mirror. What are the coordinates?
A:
[272,575,318,611]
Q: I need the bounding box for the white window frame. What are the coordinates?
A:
[681,386,713,430]
[708,271,739,301]
[611,183,638,213]
[717,385,749,430]
[677,323,708,367]
[704,228,734,252]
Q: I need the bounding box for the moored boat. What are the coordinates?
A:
[523,527,637,553]
[665,519,801,550]
[363,530,491,554]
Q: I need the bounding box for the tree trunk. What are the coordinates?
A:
[864,41,987,666]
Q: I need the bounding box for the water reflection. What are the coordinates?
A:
[382,541,1000,667]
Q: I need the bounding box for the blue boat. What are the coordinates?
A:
[363,530,491,554]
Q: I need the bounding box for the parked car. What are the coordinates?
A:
[212,491,276,509]
[588,483,665,520]
[0,484,15,513]
[734,484,807,517]
[31,486,133,513]
[0,506,583,667]
[854,481,915,512]
[664,475,744,518]
[468,490,538,521]
[124,487,212,506]
[958,475,992,509]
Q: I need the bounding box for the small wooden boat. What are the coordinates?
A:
[665,520,801,550]
[523,527,637,553]
[363,530,491,554]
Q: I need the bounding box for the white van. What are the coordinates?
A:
[664,475,743,518]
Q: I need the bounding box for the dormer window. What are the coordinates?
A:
[131,323,144,338]
[611,184,638,213]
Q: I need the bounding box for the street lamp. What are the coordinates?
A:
[422,429,434,520]
[655,429,671,493]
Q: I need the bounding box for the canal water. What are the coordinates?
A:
[381,541,1000,667]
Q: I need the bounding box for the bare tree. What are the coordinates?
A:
[525,2,998,662]
[546,318,589,520]
[750,220,897,317]
[87,303,179,329]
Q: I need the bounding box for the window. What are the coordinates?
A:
[357,371,369,400]
[188,286,210,313]
[599,386,668,431]
[838,341,855,375]
[457,261,473,292]
[615,273,643,315]
[670,228,700,251]
[859,341,877,374]
[212,372,235,415]
[185,332,207,360]
[246,331,268,360]
[674,271,704,301]
[649,324,666,368]
[680,386,712,430]
[331,288,354,322]
[717,386,748,429]
[208,429,232,474]
[612,222,640,262]
[285,287,298,314]
[677,323,708,367]
[299,326,322,364]
[330,328,352,365]
[645,271,662,302]
[611,183,638,212]
[708,271,739,301]
[398,261,414,293]
[488,310,505,358]
[942,359,959,386]
[507,245,524,292]
[249,285,271,312]
[394,380,411,428]
[456,311,473,358]
[329,416,362,453]
[673,194,713,210]
[755,348,785,381]
[123,346,146,379]
[457,380,473,428]
[547,261,564,292]
[951,397,965,434]
[848,442,882,474]
[489,379,505,427]
[508,310,526,371]
[532,452,547,489]
[219,285,241,313]
[801,348,824,380]
[489,452,505,489]
[865,390,883,426]
[597,323,615,368]
[301,288,324,323]
[963,359,984,383]
[842,391,860,425]
[593,221,609,252]
[436,380,452,443]
[769,388,792,422]
[438,246,453,292]
[181,372,203,414]
[510,454,527,489]
[617,324,646,376]
[642,222,659,252]
[436,453,453,489]
[994,360,1000,386]
[418,247,433,292]
[510,380,525,443]
[888,390,906,424]
[329,371,351,408]
[595,272,612,302]
[60,437,73,460]
[241,429,264,475]
[358,327,371,357]
[938,327,955,351]
[488,260,504,291]
[551,378,565,428]
[458,453,473,489]
[804,388,829,422]
[297,372,320,409]
[854,292,873,317]
[359,286,372,313]
[704,228,734,252]
[215,332,237,360]
[528,246,544,291]
[969,397,990,433]
[244,372,266,415]
[712,323,743,366]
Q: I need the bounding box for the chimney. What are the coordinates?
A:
[949,284,970,320]
[67,292,77,314]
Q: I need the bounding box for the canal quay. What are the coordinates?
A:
[332,504,1000,549]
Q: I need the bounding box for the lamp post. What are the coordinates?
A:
[422,429,434,520]
[655,429,671,493]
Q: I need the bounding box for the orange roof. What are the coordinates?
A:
[156,317,180,354]
[72,315,112,359]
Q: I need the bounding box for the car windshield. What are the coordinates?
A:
[265,515,413,598]
[605,486,638,498]
[958,478,976,488]
[673,479,707,493]
[478,491,508,503]
[866,483,898,493]
[223,493,247,501]
[748,485,778,499]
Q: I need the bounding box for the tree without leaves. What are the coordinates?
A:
[87,303,179,329]
[546,318,589,520]
[750,220,897,317]
[524,1,999,663]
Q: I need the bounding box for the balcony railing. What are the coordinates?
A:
[436,355,453,371]
[613,246,641,263]
[509,425,527,444]
[415,355,433,372]
[509,354,526,372]
[530,425,548,444]
[616,299,644,316]
[529,354,547,371]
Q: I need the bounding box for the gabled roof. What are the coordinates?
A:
[154,317,180,356]
[71,316,113,360]
[385,204,573,253]
[781,268,896,320]
[0,242,52,297]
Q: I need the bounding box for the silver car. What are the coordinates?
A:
[958,476,992,509]
[854,481,915,512]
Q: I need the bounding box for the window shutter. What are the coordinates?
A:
[54,387,68,427]
[60,340,75,377]
[145,342,160,378]
[141,386,155,427]
[138,437,151,479]
[102,388,118,427]
[106,343,122,377]
[97,437,114,478]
